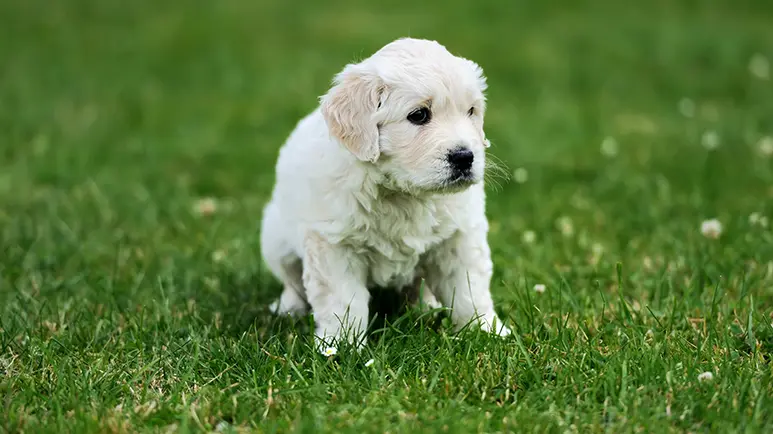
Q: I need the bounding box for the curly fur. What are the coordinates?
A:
[260,38,510,351]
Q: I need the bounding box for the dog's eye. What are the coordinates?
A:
[407,107,431,125]
[467,107,475,116]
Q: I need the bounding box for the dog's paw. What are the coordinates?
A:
[402,278,442,313]
[478,315,511,337]
[493,323,512,337]
[268,299,282,314]
[269,287,309,317]
[417,289,442,311]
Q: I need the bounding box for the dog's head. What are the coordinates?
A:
[320,38,490,194]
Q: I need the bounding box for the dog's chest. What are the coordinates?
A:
[349,196,457,288]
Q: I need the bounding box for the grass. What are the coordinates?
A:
[2,0,773,432]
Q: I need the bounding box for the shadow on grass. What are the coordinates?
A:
[193,268,442,344]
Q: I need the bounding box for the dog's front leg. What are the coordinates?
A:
[424,228,511,336]
[302,231,370,351]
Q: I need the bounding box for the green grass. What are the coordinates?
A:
[2,0,773,432]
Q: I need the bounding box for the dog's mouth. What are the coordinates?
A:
[438,171,477,192]
[448,171,474,184]
[380,167,478,196]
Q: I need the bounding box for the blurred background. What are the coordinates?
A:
[2,0,773,330]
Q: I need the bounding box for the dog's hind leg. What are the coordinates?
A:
[269,257,308,317]
[402,276,442,312]
[261,202,309,317]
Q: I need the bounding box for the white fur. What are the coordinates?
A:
[260,38,510,351]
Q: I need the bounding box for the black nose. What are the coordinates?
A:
[447,148,474,173]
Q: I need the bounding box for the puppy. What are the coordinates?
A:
[260,38,510,350]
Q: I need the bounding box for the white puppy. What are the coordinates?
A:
[260,38,511,350]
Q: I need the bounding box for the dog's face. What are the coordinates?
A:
[321,38,490,194]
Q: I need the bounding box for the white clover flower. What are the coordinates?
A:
[700,219,723,239]
[211,250,226,263]
[556,216,574,237]
[758,136,773,157]
[533,284,546,293]
[750,212,769,228]
[364,359,375,368]
[678,98,696,118]
[322,347,337,357]
[587,242,604,266]
[642,256,654,271]
[513,167,529,184]
[749,53,770,80]
[591,243,604,256]
[701,130,720,150]
[600,137,619,157]
[697,371,714,382]
[522,230,537,244]
[193,197,218,216]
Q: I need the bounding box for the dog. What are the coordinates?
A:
[260,38,511,350]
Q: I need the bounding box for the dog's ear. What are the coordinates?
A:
[320,64,384,163]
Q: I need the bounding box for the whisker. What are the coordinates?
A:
[484,174,504,192]
[484,153,510,184]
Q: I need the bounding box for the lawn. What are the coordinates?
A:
[2,0,773,432]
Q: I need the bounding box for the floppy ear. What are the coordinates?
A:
[320,64,384,163]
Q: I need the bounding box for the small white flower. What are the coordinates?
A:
[700,219,723,239]
[701,130,720,150]
[750,212,769,228]
[556,216,574,237]
[600,137,619,157]
[587,242,604,266]
[193,197,218,216]
[533,284,546,293]
[758,136,773,157]
[697,371,714,382]
[322,347,337,357]
[642,256,654,271]
[522,230,537,244]
[513,167,529,184]
[364,358,375,368]
[678,98,696,118]
[749,53,770,80]
[591,243,604,256]
[211,250,226,263]
[570,193,590,210]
